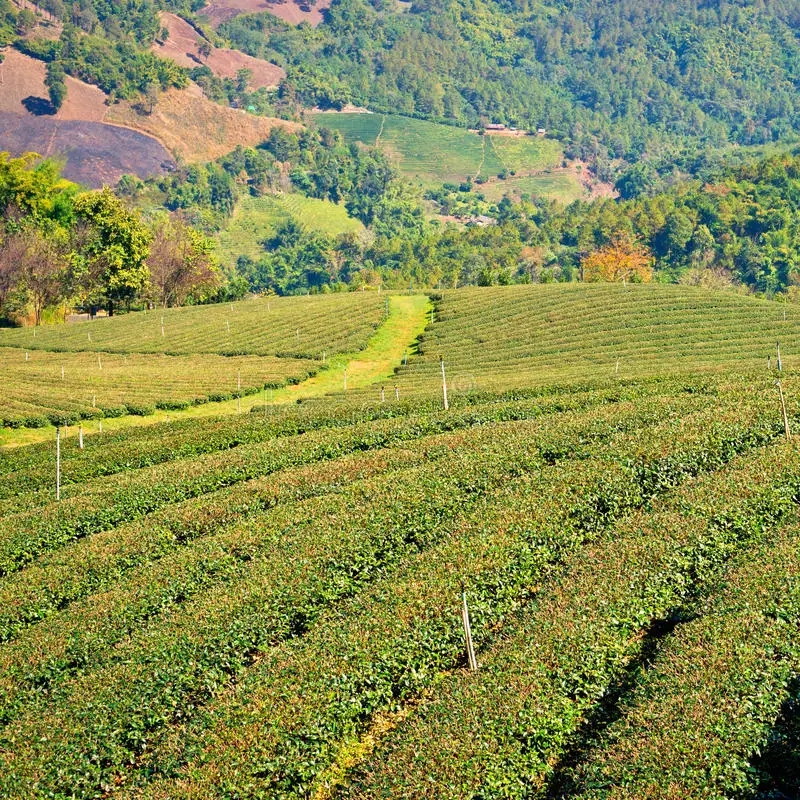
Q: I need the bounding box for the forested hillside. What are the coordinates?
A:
[225,0,800,173]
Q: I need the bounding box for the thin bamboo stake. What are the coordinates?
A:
[461,583,478,671]
[776,379,791,440]
[777,341,783,371]
[56,426,61,501]
[440,356,449,411]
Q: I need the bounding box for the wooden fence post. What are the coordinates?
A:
[79,424,84,450]
[777,341,783,372]
[343,368,347,391]
[395,385,399,401]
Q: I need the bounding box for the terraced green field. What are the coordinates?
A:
[217,193,364,266]
[313,112,563,188]
[0,293,383,427]
[394,284,800,396]
[1,285,798,799]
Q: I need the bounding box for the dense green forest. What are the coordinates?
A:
[223,0,800,175]
[122,125,800,297]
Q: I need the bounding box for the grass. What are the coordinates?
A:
[312,112,563,188]
[217,193,365,266]
[478,171,585,204]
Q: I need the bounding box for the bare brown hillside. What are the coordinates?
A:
[0,49,108,121]
[152,13,284,90]
[0,111,175,187]
[106,84,300,162]
[200,0,332,28]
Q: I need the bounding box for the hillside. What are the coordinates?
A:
[201,0,332,27]
[0,49,175,186]
[313,111,571,190]
[152,12,284,90]
[0,286,799,799]
[106,84,299,163]
[217,192,365,265]
[226,0,800,175]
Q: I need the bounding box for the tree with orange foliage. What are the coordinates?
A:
[581,237,654,283]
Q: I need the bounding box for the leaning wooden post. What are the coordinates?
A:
[99,421,103,433]
[440,356,449,411]
[61,365,65,380]
[161,317,165,338]
[79,424,84,450]
[615,358,619,375]
[777,341,783,372]
[380,386,385,403]
[56,426,61,501]
[395,385,399,401]
[237,371,241,392]
[461,582,478,671]
[776,379,791,440]
[343,368,347,391]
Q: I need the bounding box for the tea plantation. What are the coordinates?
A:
[0,285,798,799]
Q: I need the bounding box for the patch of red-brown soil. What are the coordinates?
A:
[199,0,332,28]
[152,12,284,89]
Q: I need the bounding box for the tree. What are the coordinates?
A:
[73,189,150,315]
[143,81,158,115]
[235,68,252,94]
[0,230,26,314]
[45,62,67,113]
[146,215,220,307]
[581,237,654,283]
[197,40,212,60]
[18,227,67,325]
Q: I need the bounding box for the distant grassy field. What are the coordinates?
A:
[312,112,563,188]
[478,172,585,204]
[217,193,364,264]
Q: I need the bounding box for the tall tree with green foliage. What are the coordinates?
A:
[44,61,67,112]
[73,189,151,315]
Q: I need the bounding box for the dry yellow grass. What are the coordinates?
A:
[107,84,300,162]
